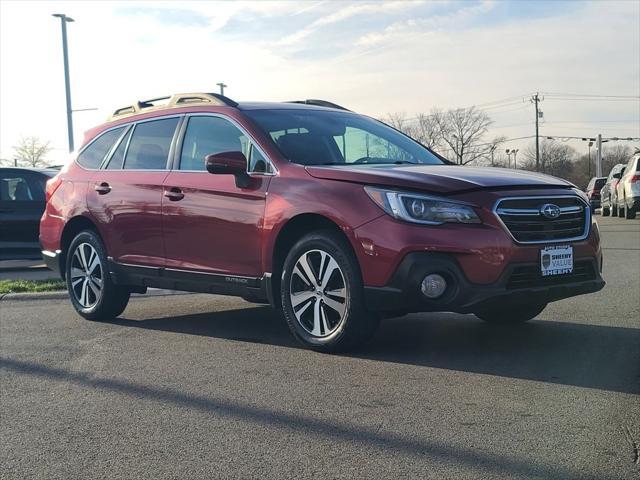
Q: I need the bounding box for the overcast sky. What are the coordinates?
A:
[1,0,638,163]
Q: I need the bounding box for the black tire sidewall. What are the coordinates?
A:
[280,231,370,351]
[66,230,128,320]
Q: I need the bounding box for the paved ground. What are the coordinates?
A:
[1,215,638,479]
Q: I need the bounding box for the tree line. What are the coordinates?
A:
[385,108,638,188]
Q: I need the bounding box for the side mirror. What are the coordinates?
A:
[205,151,251,188]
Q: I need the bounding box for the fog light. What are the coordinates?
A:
[421,274,447,299]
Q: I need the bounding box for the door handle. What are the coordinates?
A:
[164,187,184,201]
[95,182,111,195]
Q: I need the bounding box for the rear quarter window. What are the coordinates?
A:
[76,127,126,169]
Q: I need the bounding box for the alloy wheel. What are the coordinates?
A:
[289,249,348,338]
[70,243,103,308]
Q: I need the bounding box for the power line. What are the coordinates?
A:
[540,91,640,99]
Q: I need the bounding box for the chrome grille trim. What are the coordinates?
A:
[493,195,591,244]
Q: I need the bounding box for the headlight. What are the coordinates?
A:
[364,187,481,225]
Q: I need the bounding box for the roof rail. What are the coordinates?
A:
[287,99,351,111]
[108,92,238,120]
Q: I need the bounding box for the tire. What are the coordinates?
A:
[280,230,379,352]
[474,302,547,324]
[618,203,625,217]
[626,204,636,220]
[66,230,130,321]
[612,203,618,217]
[602,205,610,216]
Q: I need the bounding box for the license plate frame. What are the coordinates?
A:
[540,245,573,277]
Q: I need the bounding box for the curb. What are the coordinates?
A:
[0,289,194,302]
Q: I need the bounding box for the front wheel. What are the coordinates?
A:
[66,230,130,321]
[612,203,618,216]
[280,231,379,352]
[626,204,636,219]
[602,204,610,216]
[474,302,547,324]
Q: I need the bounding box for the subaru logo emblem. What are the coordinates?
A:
[540,203,561,219]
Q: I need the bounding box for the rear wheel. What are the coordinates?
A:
[280,231,379,352]
[474,302,547,324]
[66,230,130,321]
[612,202,618,216]
[602,204,610,216]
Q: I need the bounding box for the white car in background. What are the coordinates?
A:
[616,153,640,219]
[601,164,625,217]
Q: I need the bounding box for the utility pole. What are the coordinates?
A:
[596,134,603,177]
[531,93,543,172]
[489,145,496,167]
[216,82,227,96]
[588,141,593,177]
[52,14,75,153]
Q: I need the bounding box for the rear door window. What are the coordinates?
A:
[123,118,179,170]
[77,127,126,169]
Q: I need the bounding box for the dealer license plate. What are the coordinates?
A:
[540,245,573,276]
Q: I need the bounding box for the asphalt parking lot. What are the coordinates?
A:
[1,215,639,480]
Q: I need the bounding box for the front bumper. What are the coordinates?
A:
[364,252,605,314]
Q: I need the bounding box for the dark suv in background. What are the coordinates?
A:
[40,93,605,351]
[1,167,57,260]
[585,176,606,209]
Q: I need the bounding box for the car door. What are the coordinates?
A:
[0,169,48,258]
[86,117,180,267]
[161,114,273,277]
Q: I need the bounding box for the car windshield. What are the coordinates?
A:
[244,109,444,166]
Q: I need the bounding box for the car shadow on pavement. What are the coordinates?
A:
[0,355,591,480]
[111,307,640,395]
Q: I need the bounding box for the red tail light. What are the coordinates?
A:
[45,175,63,202]
[631,175,640,183]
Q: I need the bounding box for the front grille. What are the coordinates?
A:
[495,196,589,243]
[507,260,596,289]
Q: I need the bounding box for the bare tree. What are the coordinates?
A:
[601,144,633,177]
[434,107,493,165]
[521,140,576,178]
[413,112,443,151]
[12,137,52,167]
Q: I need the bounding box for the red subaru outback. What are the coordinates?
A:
[40,93,605,351]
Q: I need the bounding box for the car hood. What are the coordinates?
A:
[305,164,572,194]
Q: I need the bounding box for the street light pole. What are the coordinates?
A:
[52,13,75,153]
[512,148,519,169]
[588,141,593,178]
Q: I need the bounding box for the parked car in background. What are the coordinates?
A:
[585,177,607,209]
[615,154,640,219]
[0,167,57,260]
[40,92,605,352]
[600,164,626,216]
